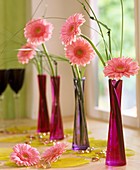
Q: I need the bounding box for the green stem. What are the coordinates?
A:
[42,43,55,76]
[75,65,82,80]
[120,0,124,57]
[54,61,58,76]
[37,52,43,74]
[40,55,43,74]
[50,54,69,62]
[84,0,109,60]
[81,34,106,66]
[75,65,84,103]
[33,58,42,74]
[71,65,77,79]
[77,0,110,31]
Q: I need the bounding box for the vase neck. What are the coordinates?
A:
[109,79,122,110]
[74,78,85,102]
[51,76,60,102]
[37,75,46,94]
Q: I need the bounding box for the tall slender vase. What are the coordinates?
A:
[106,79,126,166]
[72,77,90,150]
[37,75,50,133]
[50,76,64,140]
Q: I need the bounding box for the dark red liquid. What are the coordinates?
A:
[0,69,9,96]
[8,69,25,94]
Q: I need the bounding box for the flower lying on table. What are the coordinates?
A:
[10,143,40,167]
[10,142,67,168]
[39,142,67,168]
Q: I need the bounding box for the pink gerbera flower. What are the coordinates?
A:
[65,37,95,66]
[103,57,140,79]
[24,18,54,45]
[10,144,40,167]
[61,13,85,45]
[41,142,67,163]
[17,43,36,64]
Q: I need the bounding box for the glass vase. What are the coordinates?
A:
[106,79,126,166]
[50,76,64,140]
[37,75,50,133]
[72,77,90,150]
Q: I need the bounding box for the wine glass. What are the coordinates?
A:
[0,69,9,97]
[0,69,9,130]
[8,68,25,120]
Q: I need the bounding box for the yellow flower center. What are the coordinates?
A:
[35,27,41,34]
[76,49,83,58]
[116,65,125,72]
[23,153,29,159]
[69,25,74,32]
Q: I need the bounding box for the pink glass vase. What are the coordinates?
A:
[106,79,126,166]
[72,77,90,150]
[50,76,64,140]
[37,75,50,133]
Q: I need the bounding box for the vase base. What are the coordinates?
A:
[37,129,50,133]
[72,144,89,151]
[50,136,64,141]
[106,160,126,166]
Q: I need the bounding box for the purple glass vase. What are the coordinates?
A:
[72,77,90,150]
[106,79,126,166]
[50,76,64,140]
[37,75,50,133]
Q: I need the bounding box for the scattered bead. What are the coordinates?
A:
[91,157,100,162]
[36,160,51,169]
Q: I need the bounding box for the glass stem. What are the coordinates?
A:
[0,96,4,129]
[14,94,20,120]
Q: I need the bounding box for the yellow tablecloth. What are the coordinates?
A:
[0,118,139,170]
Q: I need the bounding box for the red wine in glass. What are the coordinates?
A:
[0,69,9,97]
[0,69,9,124]
[8,68,25,120]
[8,68,25,95]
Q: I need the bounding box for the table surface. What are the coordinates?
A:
[0,118,140,170]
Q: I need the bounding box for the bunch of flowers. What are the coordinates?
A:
[10,142,67,168]
[61,13,95,80]
[17,18,56,76]
[60,0,139,80]
[60,13,96,109]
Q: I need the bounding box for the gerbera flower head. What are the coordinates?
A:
[103,57,140,79]
[61,13,85,45]
[10,143,40,167]
[24,18,54,45]
[65,37,95,66]
[17,43,36,64]
[41,142,67,163]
